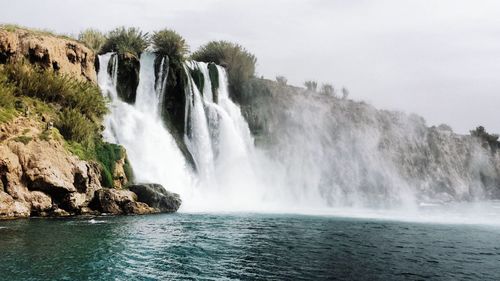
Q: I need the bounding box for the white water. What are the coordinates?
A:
[97,52,500,224]
[98,53,304,212]
[98,53,193,198]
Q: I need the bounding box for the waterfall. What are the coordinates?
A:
[97,52,500,214]
[98,53,193,199]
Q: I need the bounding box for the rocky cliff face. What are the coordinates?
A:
[0,117,181,219]
[0,27,181,218]
[0,117,100,218]
[0,27,96,83]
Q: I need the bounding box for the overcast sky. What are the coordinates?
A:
[1,0,499,133]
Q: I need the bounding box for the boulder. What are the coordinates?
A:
[0,191,30,218]
[29,191,52,213]
[95,188,137,214]
[129,183,181,213]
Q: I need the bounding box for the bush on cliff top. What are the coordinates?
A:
[191,40,257,102]
[152,29,189,64]
[78,29,106,52]
[100,27,149,57]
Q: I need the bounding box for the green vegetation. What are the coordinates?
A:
[151,29,189,64]
[13,135,32,145]
[55,108,99,146]
[94,143,124,188]
[470,126,499,151]
[320,83,335,96]
[0,62,131,187]
[0,24,75,41]
[100,27,149,57]
[0,63,107,146]
[78,28,106,52]
[304,81,318,92]
[191,40,257,102]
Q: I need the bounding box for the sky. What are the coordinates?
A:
[1,0,499,133]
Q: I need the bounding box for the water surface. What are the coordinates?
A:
[1,213,499,280]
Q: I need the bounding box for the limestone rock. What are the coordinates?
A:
[0,117,102,219]
[0,28,96,83]
[29,191,52,213]
[0,191,30,218]
[129,183,181,213]
[123,201,158,215]
[95,188,137,214]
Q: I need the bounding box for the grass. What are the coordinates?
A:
[0,63,108,142]
[0,24,76,41]
[78,28,106,52]
[13,135,32,145]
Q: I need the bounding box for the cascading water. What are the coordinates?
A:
[98,53,193,199]
[97,52,500,216]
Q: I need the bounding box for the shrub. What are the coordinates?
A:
[304,81,317,92]
[13,135,32,145]
[0,73,16,108]
[78,28,106,52]
[101,27,149,57]
[55,108,99,146]
[0,63,107,122]
[151,29,189,64]
[320,83,335,96]
[191,40,257,101]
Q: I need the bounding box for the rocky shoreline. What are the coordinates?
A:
[0,117,181,219]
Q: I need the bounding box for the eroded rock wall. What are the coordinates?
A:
[0,28,96,83]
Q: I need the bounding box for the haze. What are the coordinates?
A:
[1,0,499,133]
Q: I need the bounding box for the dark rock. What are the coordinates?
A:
[128,183,181,213]
[108,52,140,104]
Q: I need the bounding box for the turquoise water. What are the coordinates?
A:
[0,213,499,280]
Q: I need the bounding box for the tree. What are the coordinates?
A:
[470,126,500,151]
[100,27,149,57]
[191,41,257,102]
[304,80,317,92]
[151,29,189,64]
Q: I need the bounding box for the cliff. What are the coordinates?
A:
[0,26,96,83]
[0,26,181,219]
[240,78,500,205]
